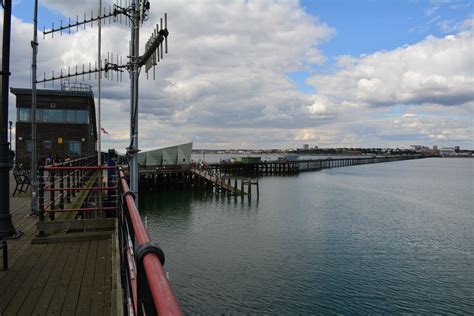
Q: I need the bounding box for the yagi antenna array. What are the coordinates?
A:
[42,0,135,38]
[36,1,168,86]
[38,53,127,86]
[142,13,168,80]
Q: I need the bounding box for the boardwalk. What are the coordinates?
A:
[0,173,118,316]
[192,169,247,195]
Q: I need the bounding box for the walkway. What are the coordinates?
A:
[0,173,118,316]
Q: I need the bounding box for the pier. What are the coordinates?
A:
[206,155,427,176]
[136,155,426,195]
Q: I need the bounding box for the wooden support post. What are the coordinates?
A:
[256,179,259,199]
[248,179,251,200]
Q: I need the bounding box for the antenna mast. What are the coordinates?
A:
[37,0,169,204]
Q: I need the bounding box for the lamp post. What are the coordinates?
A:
[8,121,12,150]
[0,0,21,239]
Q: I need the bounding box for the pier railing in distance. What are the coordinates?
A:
[118,167,182,315]
[38,156,117,225]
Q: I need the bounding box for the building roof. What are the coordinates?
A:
[10,88,94,98]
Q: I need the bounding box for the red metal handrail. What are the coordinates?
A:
[43,165,117,171]
[119,169,182,315]
[44,206,116,213]
[43,186,117,192]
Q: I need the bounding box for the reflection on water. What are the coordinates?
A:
[140,158,474,314]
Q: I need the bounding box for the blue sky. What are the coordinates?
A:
[288,0,473,93]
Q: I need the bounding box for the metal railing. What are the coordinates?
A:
[36,155,182,314]
[38,156,118,224]
[118,167,182,315]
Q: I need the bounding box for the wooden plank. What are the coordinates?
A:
[0,244,51,315]
[31,242,79,316]
[45,242,83,315]
[37,218,117,233]
[47,242,88,315]
[9,243,65,315]
[0,242,46,301]
[110,222,123,316]
[32,231,112,244]
[90,240,107,315]
[0,220,37,282]
[104,238,113,315]
[74,241,98,315]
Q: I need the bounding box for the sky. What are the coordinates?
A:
[2,0,473,150]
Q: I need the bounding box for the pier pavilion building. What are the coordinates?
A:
[11,84,98,168]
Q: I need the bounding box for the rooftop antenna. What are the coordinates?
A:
[36,0,169,204]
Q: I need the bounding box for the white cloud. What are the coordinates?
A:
[4,1,473,150]
[308,30,474,108]
[7,0,335,150]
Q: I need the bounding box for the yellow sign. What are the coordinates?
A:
[58,137,63,144]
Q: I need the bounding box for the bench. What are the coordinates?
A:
[12,165,31,197]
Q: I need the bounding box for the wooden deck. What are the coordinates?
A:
[0,173,119,316]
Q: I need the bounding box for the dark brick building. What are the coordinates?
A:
[11,87,97,167]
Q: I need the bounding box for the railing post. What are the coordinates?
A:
[60,170,65,210]
[38,167,45,236]
[75,168,79,194]
[38,167,44,222]
[50,170,55,221]
[66,169,71,203]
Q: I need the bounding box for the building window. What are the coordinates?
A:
[26,141,32,154]
[44,141,52,149]
[64,110,89,124]
[42,109,64,123]
[66,110,76,123]
[18,108,31,122]
[19,108,89,124]
[76,110,88,123]
[68,141,81,156]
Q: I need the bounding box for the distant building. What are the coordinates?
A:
[433,145,438,151]
[12,85,97,168]
[440,147,456,157]
[410,145,422,151]
[138,142,193,166]
[303,144,309,150]
[454,146,460,153]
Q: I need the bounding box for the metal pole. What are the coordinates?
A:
[0,0,20,238]
[31,0,39,216]
[98,0,102,166]
[8,121,12,150]
[97,0,103,213]
[130,0,140,205]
